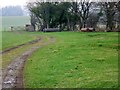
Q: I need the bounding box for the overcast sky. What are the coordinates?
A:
[0,0,118,8]
[0,0,29,8]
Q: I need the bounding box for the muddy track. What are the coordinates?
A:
[1,38,41,54]
[2,37,55,89]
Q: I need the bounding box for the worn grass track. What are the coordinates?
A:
[2,31,47,69]
[2,34,55,88]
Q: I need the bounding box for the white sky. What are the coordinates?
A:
[0,0,29,8]
[0,0,118,8]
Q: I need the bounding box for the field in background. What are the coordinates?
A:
[1,16,30,31]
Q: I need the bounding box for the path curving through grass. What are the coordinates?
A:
[2,36,56,88]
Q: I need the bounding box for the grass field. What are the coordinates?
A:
[2,31,46,68]
[24,32,118,88]
[2,31,119,88]
[1,16,30,31]
[2,31,37,50]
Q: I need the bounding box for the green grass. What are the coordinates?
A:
[2,31,49,68]
[24,32,119,88]
[0,31,2,50]
[2,31,41,51]
[2,31,37,68]
[1,16,30,31]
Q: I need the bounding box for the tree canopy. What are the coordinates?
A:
[27,1,119,31]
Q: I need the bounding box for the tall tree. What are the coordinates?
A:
[103,2,117,31]
[116,1,120,29]
[30,13,37,31]
[87,2,103,28]
[27,2,71,31]
[70,2,80,30]
[79,0,91,28]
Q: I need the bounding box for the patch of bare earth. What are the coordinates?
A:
[2,36,55,89]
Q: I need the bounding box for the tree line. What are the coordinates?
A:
[27,1,120,32]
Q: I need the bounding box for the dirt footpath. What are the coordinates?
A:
[2,36,55,89]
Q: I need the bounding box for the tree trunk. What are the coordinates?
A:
[83,20,86,28]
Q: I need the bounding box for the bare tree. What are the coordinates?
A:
[102,2,117,31]
[79,0,91,28]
